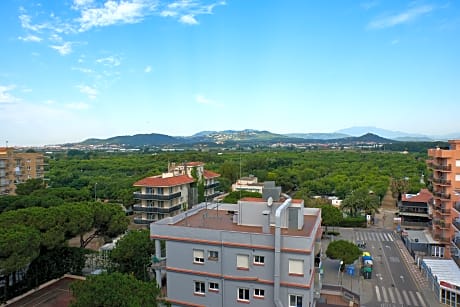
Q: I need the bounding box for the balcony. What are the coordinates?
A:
[428,149,453,158]
[133,204,183,214]
[133,191,181,201]
[440,209,452,215]
[133,217,154,225]
[431,177,451,186]
[433,191,451,200]
[205,182,219,189]
[454,219,460,231]
[430,163,452,172]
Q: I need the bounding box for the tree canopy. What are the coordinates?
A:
[326,240,361,265]
[109,229,155,281]
[70,272,160,307]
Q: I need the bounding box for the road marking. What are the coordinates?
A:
[402,290,411,305]
[416,292,426,307]
[394,287,403,305]
[375,285,381,302]
[387,286,395,303]
[382,233,388,241]
[381,286,389,302]
[409,291,418,306]
[388,233,394,241]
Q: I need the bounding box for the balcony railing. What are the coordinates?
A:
[133,217,155,225]
[431,177,451,185]
[133,204,183,214]
[133,191,181,201]
[430,163,452,172]
[205,182,219,189]
[433,191,451,200]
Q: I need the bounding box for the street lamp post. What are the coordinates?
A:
[94,182,98,201]
[338,260,343,285]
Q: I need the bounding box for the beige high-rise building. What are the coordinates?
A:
[0,147,46,195]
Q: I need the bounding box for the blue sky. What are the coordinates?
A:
[1,0,459,146]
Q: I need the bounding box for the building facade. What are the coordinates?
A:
[399,189,433,229]
[427,140,460,259]
[132,162,220,225]
[150,192,322,307]
[0,147,46,195]
[232,175,265,194]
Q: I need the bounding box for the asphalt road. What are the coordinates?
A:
[321,227,436,307]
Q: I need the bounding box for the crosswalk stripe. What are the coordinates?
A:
[402,290,411,305]
[394,287,403,305]
[383,233,390,241]
[388,233,393,241]
[415,292,426,307]
[409,291,418,306]
[381,286,389,302]
[375,285,381,302]
[387,286,395,303]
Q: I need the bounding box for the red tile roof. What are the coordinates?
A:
[203,169,220,179]
[185,162,203,166]
[402,189,433,203]
[133,174,195,187]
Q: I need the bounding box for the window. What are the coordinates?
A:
[289,259,304,276]
[238,288,249,301]
[157,187,164,195]
[145,187,153,194]
[208,250,219,261]
[236,254,249,270]
[209,282,219,292]
[253,255,265,265]
[194,281,205,294]
[455,174,460,182]
[289,294,303,307]
[254,288,265,298]
[193,249,204,263]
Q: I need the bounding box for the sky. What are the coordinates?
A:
[1,0,459,146]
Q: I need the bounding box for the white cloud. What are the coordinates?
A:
[144,65,152,73]
[0,85,20,103]
[76,0,157,32]
[368,5,433,29]
[66,102,90,110]
[50,42,73,55]
[161,1,225,24]
[180,14,198,25]
[77,85,98,99]
[18,34,42,42]
[160,10,178,17]
[96,55,121,67]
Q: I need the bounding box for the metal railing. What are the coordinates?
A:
[133,191,181,200]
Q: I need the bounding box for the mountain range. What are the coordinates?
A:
[70,126,460,148]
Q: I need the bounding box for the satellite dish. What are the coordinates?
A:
[267,197,273,207]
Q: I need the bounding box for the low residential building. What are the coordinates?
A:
[399,189,433,229]
[132,162,220,225]
[420,258,460,306]
[0,147,46,195]
[232,175,265,193]
[150,189,323,307]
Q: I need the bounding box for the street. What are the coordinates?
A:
[320,228,437,306]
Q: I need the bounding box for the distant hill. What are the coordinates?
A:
[285,133,349,140]
[336,126,430,140]
[71,130,422,148]
[80,133,179,146]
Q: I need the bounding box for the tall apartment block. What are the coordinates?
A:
[0,147,46,195]
[132,162,220,225]
[150,186,322,307]
[428,140,460,260]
